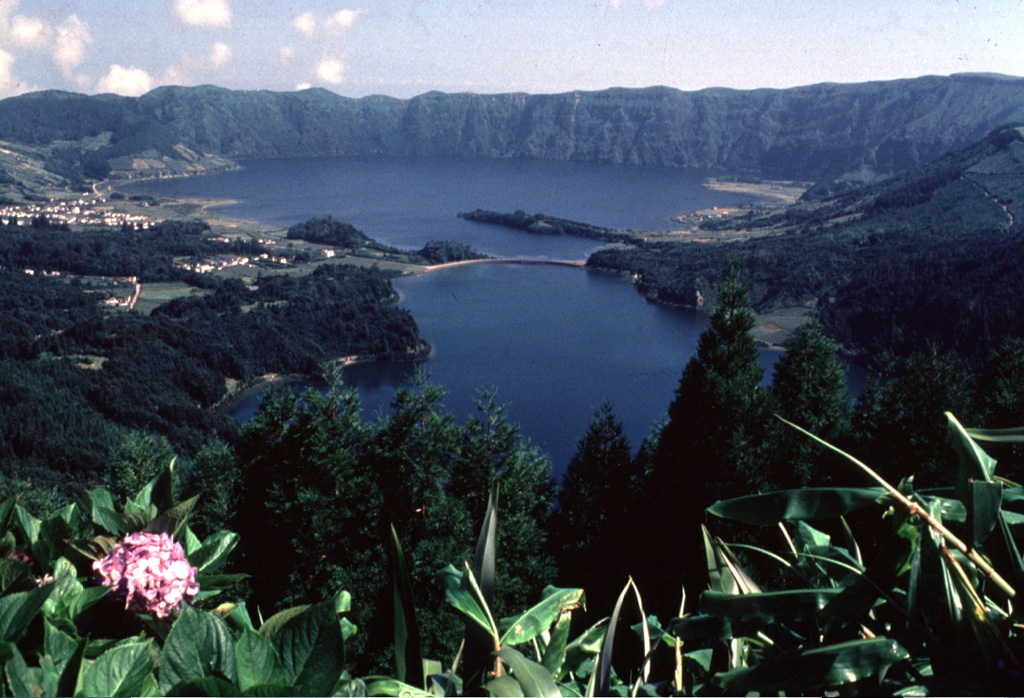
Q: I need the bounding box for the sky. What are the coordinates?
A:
[0,0,1020,99]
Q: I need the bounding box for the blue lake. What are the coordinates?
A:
[125,156,794,476]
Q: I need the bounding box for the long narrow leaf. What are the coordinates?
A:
[390,524,424,690]
[593,578,634,697]
[707,487,887,525]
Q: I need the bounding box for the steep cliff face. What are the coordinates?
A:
[2,73,1023,180]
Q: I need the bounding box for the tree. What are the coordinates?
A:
[106,430,177,502]
[180,438,238,538]
[638,272,772,610]
[853,344,976,486]
[554,402,644,609]
[769,322,852,487]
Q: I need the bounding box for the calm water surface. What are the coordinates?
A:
[127,157,787,476]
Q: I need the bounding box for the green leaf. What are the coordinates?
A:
[44,617,80,674]
[473,484,499,611]
[496,646,560,698]
[81,638,155,698]
[235,629,288,691]
[965,425,1024,442]
[146,494,201,538]
[484,674,526,697]
[364,676,434,697]
[13,505,39,546]
[707,487,888,525]
[260,596,347,695]
[159,604,237,693]
[440,564,497,637]
[712,637,910,694]
[390,524,423,689]
[499,586,584,647]
[949,413,997,482]
[0,496,20,537]
[594,579,633,697]
[0,583,53,643]
[698,588,845,624]
[539,610,573,678]
[164,675,241,696]
[561,621,605,679]
[968,481,1003,548]
[5,644,36,698]
[189,530,240,574]
[0,559,31,594]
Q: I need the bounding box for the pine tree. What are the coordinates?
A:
[769,322,852,487]
[638,272,772,610]
[554,402,643,609]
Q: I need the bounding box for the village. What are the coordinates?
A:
[0,195,153,229]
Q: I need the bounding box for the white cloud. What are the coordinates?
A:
[210,42,232,67]
[279,46,295,61]
[316,57,345,84]
[53,15,91,74]
[325,9,362,30]
[0,47,16,95]
[96,64,153,96]
[295,82,312,90]
[10,14,46,47]
[292,12,316,37]
[176,0,231,28]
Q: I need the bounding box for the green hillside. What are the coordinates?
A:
[0,74,1022,183]
[588,124,1024,361]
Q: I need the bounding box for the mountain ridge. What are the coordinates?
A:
[1,73,1023,184]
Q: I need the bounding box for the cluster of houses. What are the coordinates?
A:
[0,197,151,229]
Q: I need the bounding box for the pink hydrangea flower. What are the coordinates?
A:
[93,531,199,618]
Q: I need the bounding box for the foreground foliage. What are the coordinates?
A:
[3,408,1024,695]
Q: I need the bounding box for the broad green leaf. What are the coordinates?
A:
[499,586,584,647]
[235,629,288,691]
[146,494,201,538]
[712,637,909,694]
[64,586,110,620]
[540,611,573,677]
[390,524,423,689]
[189,530,240,573]
[968,481,1003,548]
[485,674,526,697]
[0,496,20,537]
[260,596,347,695]
[364,676,434,697]
[159,604,237,693]
[163,675,241,696]
[37,654,60,698]
[44,617,79,674]
[561,621,605,679]
[0,559,31,594]
[5,644,36,698]
[81,638,155,698]
[78,488,117,531]
[707,487,887,525]
[0,583,52,643]
[699,588,845,624]
[496,646,559,698]
[0,530,15,558]
[440,564,497,637]
[13,505,39,546]
[180,524,202,556]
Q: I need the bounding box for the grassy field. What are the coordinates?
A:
[134,282,208,315]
